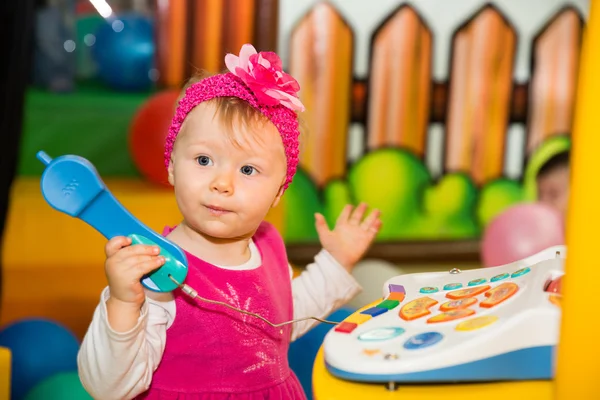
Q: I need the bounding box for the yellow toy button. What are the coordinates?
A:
[399,297,438,321]
[344,313,372,325]
[440,297,477,311]
[427,309,475,323]
[446,285,491,299]
[456,315,499,331]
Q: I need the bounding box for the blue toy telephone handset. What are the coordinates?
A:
[36,150,188,292]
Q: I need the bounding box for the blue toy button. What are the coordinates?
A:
[360,307,388,317]
[443,283,462,290]
[403,332,443,350]
[358,327,405,342]
[511,267,531,278]
[491,273,509,282]
[468,278,487,286]
[419,286,439,294]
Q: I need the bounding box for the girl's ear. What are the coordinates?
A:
[271,185,285,208]
[167,159,175,186]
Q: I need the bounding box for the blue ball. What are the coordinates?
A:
[92,13,156,91]
[0,319,80,400]
[288,307,355,400]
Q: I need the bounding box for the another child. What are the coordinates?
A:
[536,149,570,216]
[77,44,381,400]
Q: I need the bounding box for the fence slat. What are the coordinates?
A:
[445,6,516,184]
[527,8,582,153]
[223,0,256,56]
[290,3,353,186]
[190,0,225,75]
[253,0,279,51]
[367,6,432,156]
[155,0,188,87]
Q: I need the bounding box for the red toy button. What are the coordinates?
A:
[335,321,358,333]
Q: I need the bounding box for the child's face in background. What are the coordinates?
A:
[168,102,287,240]
[537,166,570,216]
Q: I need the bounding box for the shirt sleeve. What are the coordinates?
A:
[290,249,362,341]
[77,288,175,400]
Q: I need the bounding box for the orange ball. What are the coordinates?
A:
[129,90,180,187]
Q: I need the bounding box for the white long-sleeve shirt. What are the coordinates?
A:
[77,241,362,400]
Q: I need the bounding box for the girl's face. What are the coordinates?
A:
[168,102,287,240]
[537,166,570,217]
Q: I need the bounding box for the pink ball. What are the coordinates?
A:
[481,203,565,267]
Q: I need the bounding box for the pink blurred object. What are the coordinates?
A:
[481,203,565,267]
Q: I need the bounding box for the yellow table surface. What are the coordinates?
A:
[312,347,553,400]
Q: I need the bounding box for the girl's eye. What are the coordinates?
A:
[240,165,256,176]
[196,156,213,166]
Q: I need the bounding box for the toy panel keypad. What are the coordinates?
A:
[334,269,527,336]
[324,252,564,381]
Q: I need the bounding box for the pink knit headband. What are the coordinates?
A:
[164,44,305,189]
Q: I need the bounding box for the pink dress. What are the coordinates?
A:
[136,222,306,400]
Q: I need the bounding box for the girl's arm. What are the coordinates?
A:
[77,288,175,400]
[290,249,362,341]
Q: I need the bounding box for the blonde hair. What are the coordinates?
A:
[178,71,271,138]
[175,70,307,153]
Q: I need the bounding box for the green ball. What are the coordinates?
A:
[283,167,323,241]
[477,179,525,227]
[23,372,92,400]
[348,148,430,239]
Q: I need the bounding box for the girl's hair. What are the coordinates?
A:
[178,71,272,139]
[537,150,570,180]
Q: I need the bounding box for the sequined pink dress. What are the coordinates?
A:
[136,222,306,399]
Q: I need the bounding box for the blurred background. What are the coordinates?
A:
[0,0,587,398]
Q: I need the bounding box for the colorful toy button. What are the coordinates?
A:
[387,292,406,302]
[344,313,372,325]
[389,284,406,293]
[377,299,400,310]
[360,306,388,317]
[443,283,463,290]
[427,309,475,323]
[399,297,438,321]
[420,286,439,294]
[439,297,477,311]
[545,277,562,294]
[403,332,444,350]
[480,282,518,308]
[455,315,499,331]
[446,285,491,300]
[358,327,406,342]
[491,273,509,282]
[549,294,561,307]
[468,278,487,286]
[511,267,531,278]
[362,349,381,357]
[334,321,358,334]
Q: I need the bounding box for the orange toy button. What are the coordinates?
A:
[446,285,491,300]
[440,297,477,311]
[480,282,518,308]
[427,309,475,323]
[549,294,561,307]
[456,315,499,331]
[387,292,406,302]
[399,297,438,321]
[362,349,381,357]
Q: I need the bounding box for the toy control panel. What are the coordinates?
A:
[323,245,566,384]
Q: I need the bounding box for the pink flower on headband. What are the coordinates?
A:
[225,44,305,112]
